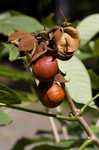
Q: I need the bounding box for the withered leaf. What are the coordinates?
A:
[8,31,31,42]
[54,29,63,44]
[19,35,38,51]
[63,27,80,52]
[54,27,80,60]
[31,49,47,62]
[31,42,48,62]
[54,72,69,83]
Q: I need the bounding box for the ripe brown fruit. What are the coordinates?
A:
[32,56,58,81]
[38,82,65,108]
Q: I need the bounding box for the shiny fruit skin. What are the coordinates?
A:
[38,82,65,108]
[32,56,58,81]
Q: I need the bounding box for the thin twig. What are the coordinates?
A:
[64,85,99,147]
[0,104,76,121]
[48,117,60,142]
[56,107,69,139]
[79,93,99,116]
[45,108,60,142]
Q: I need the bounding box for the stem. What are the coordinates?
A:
[45,108,60,142]
[56,107,69,139]
[64,85,99,146]
[79,139,95,150]
[0,104,76,121]
[49,117,60,142]
[79,93,99,116]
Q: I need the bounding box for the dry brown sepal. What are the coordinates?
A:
[54,72,69,83]
[54,26,80,60]
[8,31,38,52]
[30,42,48,62]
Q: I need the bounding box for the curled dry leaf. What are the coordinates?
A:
[8,31,38,52]
[64,27,80,52]
[19,35,37,51]
[8,31,31,44]
[54,27,80,60]
[30,42,48,62]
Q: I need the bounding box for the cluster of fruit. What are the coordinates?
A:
[32,55,65,108]
[8,22,80,108]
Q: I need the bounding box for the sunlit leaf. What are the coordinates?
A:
[77,14,99,47]
[58,56,93,108]
[0,15,43,35]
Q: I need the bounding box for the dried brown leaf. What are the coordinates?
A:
[8,31,31,42]
[30,42,48,62]
[31,49,47,62]
[64,26,80,52]
[54,27,80,60]
[19,35,38,51]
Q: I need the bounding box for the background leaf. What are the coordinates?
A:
[0,83,21,104]
[0,15,43,35]
[88,70,99,90]
[0,66,34,81]
[3,43,19,61]
[55,139,84,149]
[32,144,64,150]
[77,14,99,47]
[11,137,52,150]
[58,56,93,108]
[0,110,12,126]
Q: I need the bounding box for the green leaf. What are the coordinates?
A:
[84,148,98,150]
[55,139,85,148]
[11,137,52,150]
[0,110,12,126]
[43,13,55,28]
[58,56,93,108]
[2,43,19,61]
[92,39,99,56]
[75,51,93,61]
[0,42,8,58]
[32,144,64,150]
[0,12,12,20]
[67,122,83,136]
[0,83,21,104]
[77,14,99,47]
[0,15,43,35]
[0,23,14,35]
[88,69,99,90]
[0,66,34,81]
[32,139,85,150]
[15,91,38,103]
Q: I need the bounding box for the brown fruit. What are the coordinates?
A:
[38,82,65,108]
[32,56,58,81]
